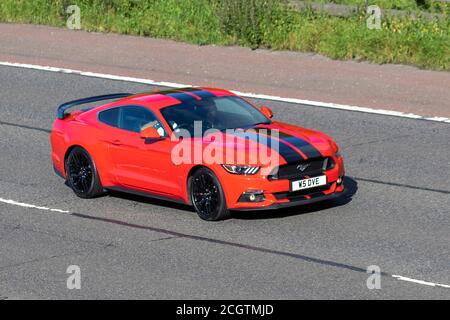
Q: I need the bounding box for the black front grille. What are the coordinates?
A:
[269,157,334,180]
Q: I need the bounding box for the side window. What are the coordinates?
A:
[98,108,120,128]
[119,106,166,136]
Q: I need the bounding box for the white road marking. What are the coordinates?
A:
[0,197,70,214]
[1,194,449,289]
[392,275,450,289]
[1,59,450,290]
[0,61,449,124]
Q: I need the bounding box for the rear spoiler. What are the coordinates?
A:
[56,93,133,119]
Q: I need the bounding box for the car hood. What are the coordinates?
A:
[197,121,336,166]
[268,121,337,156]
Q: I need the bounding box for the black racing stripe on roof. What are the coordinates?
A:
[165,92,197,103]
[180,88,217,99]
[154,89,187,95]
[158,88,216,102]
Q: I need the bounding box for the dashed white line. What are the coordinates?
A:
[392,275,450,289]
[1,195,449,290]
[0,61,449,124]
[0,197,70,214]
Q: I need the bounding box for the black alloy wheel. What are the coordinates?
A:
[65,147,104,198]
[190,168,230,221]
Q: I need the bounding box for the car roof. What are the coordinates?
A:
[109,87,236,111]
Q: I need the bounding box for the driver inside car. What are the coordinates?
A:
[141,120,166,137]
[167,99,224,136]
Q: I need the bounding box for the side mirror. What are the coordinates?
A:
[140,126,162,140]
[260,106,273,119]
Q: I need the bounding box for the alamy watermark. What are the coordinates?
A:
[168,123,279,175]
[366,265,381,289]
[66,265,81,289]
[367,5,382,30]
[66,5,81,30]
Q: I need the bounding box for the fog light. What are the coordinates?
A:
[337,177,343,185]
[238,191,265,203]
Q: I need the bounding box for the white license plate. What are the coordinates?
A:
[291,175,327,192]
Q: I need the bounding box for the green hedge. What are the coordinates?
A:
[0,0,449,70]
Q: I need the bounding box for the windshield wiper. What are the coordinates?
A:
[218,121,271,132]
[251,121,271,126]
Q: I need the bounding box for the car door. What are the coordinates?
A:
[100,105,181,197]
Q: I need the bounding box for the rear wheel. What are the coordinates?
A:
[189,168,230,221]
[65,147,104,198]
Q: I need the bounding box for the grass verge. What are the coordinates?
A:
[0,0,449,70]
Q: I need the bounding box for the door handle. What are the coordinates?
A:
[110,139,123,146]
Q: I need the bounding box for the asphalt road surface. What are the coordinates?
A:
[3,23,450,118]
[0,65,449,299]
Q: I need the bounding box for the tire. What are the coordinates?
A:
[189,167,230,221]
[65,147,104,199]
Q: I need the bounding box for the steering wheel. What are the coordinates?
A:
[174,122,214,136]
[175,123,193,131]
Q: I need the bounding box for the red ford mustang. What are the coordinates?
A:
[51,87,345,220]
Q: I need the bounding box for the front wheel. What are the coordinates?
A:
[189,168,230,221]
[65,147,104,198]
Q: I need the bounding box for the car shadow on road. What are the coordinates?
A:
[101,177,357,220]
[105,190,196,212]
[231,176,358,220]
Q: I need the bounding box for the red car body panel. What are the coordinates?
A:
[51,87,345,210]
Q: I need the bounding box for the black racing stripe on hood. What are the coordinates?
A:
[254,127,323,159]
[229,130,304,163]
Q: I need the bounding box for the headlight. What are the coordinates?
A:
[221,164,260,175]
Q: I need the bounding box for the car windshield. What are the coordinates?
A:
[160,96,270,137]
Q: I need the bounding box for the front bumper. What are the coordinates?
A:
[231,185,346,211]
[217,156,345,210]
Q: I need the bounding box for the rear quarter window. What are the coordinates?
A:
[98,108,120,127]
